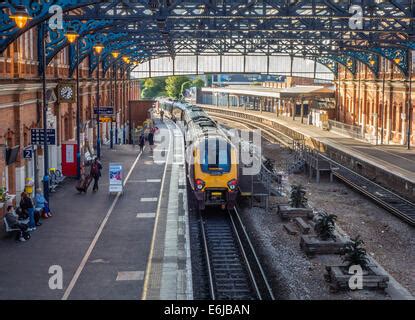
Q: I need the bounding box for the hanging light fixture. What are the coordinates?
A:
[111,51,120,59]
[393,53,402,64]
[93,43,105,55]
[347,59,353,67]
[133,61,139,66]
[9,5,32,29]
[122,56,130,64]
[64,28,79,44]
[369,57,376,66]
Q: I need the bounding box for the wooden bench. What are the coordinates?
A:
[294,217,311,234]
[283,223,298,235]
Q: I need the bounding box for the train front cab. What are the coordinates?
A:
[189,138,239,210]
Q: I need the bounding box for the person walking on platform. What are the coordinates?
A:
[139,133,145,153]
[160,109,164,122]
[148,127,156,152]
[90,157,103,192]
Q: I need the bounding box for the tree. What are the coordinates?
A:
[141,77,166,99]
[192,77,205,89]
[165,76,191,99]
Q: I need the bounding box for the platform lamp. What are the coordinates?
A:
[93,43,104,159]
[9,5,32,29]
[65,28,81,178]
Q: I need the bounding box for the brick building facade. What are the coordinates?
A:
[0,32,140,202]
[336,54,414,146]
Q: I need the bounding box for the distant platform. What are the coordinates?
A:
[200,105,415,201]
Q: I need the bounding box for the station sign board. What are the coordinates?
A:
[99,116,115,123]
[94,107,114,115]
[23,146,33,159]
[31,129,56,145]
[109,163,123,193]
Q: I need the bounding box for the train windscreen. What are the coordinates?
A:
[200,138,231,174]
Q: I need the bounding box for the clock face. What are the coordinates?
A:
[60,86,74,100]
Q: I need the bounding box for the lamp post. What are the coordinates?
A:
[407,50,412,150]
[65,28,80,178]
[111,51,120,149]
[180,80,193,101]
[113,63,118,145]
[93,43,104,159]
[9,7,52,203]
[10,7,51,200]
[121,57,130,144]
[41,22,50,201]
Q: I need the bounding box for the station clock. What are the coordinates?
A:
[57,83,76,103]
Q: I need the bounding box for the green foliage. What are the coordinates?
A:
[314,211,337,241]
[141,77,166,99]
[192,77,205,89]
[165,76,191,99]
[289,184,308,208]
[342,236,370,270]
[0,186,7,202]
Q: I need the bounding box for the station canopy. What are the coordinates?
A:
[1,1,414,79]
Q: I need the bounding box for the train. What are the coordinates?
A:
[159,99,239,210]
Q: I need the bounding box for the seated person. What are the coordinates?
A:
[20,191,41,230]
[5,206,30,242]
[15,207,28,221]
[35,189,52,218]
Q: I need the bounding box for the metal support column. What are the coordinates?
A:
[96,56,101,158]
[41,22,49,201]
[76,38,81,179]
[408,50,413,150]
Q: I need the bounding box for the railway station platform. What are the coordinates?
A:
[199,105,415,201]
[0,120,192,300]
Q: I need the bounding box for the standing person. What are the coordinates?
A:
[148,127,155,152]
[139,133,145,153]
[160,109,164,122]
[20,192,41,231]
[35,188,52,219]
[90,157,103,192]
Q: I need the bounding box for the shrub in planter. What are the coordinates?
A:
[341,236,370,271]
[325,236,389,292]
[300,211,349,256]
[289,184,308,208]
[314,211,337,241]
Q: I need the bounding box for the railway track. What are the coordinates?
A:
[211,112,415,227]
[331,164,415,226]
[200,208,274,300]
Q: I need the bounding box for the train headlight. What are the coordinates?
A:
[227,179,238,191]
[195,179,205,191]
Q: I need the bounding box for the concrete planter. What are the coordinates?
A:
[324,265,389,293]
[300,235,351,256]
[278,204,314,220]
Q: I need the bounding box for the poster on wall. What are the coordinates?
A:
[109,163,123,193]
[66,145,74,163]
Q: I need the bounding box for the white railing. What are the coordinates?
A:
[328,120,364,140]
